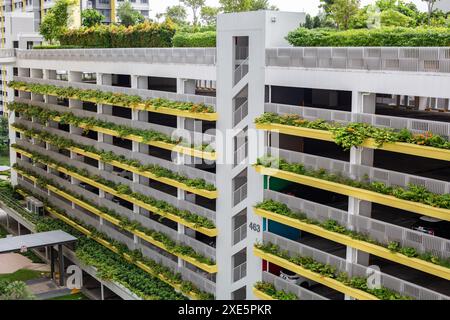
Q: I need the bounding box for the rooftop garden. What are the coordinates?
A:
[287,0,450,47]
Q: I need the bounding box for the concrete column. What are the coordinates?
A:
[418,96,428,111]
[68,71,82,83]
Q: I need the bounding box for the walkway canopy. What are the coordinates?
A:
[0,230,76,254]
[0,230,77,286]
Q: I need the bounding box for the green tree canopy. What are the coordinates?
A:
[165,5,188,25]
[81,8,104,27]
[181,0,205,26]
[330,0,360,29]
[39,0,74,43]
[219,0,276,13]
[200,6,221,26]
[117,1,145,27]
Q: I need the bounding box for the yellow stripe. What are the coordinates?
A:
[252,287,276,300]
[13,148,218,236]
[255,165,450,222]
[254,247,379,300]
[254,208,450,280]
[255,122,450,162]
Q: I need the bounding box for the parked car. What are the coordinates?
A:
[411,216,450,239]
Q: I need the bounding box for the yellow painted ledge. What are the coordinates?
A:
[52,118,216,161]
[13,86,218,121]
[41,180,218,273]
[254,165,450,222]
[12,126,217,199]
[252,287,276,300]
[13,151,218,237]
[253,248,379,300]
[255,122,450,162]
[254,208,450,281]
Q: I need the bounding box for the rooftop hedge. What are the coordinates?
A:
[172,31,216,48]
[58,20,177,48]
[286,27,450,47]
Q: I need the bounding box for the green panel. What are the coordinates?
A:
[266,176,291,192]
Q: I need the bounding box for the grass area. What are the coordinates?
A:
[48,292,89,300]
[0,269,48,282]
[20,250,44,264]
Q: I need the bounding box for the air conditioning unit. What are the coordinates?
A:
[25,196,44,216]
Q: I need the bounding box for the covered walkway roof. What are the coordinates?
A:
[0,230,77,254]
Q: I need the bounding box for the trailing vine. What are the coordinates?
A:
[0,184,214,300]
[13,152,216,230]
[256,200,450,269]
[12,123,216,192]
[255,242,411,300]
[255,113,450,151]
[9,102,214,152]
[8,81,215,114]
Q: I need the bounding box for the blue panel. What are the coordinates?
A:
[268,219,300,241]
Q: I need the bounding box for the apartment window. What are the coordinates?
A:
[233,209,247,245]
[27,41,34,50]
[232,249,247,282]
[141,0,148,3]
[13,41,19,49]
[13,68,18,76]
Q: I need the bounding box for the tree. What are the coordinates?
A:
[302,14,314,29]
[39,0,73,43]
[219,0,276,13]
[330,0,360,29]
[117,1,145,27]
[81,8,104,27]
[320,0,335,14]
[200,6,221,26]
[381,9,415,27]
[422,0,440,25]
[165,5,188,25]
[181,0,205,26]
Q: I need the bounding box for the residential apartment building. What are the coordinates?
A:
[1,10,450,300]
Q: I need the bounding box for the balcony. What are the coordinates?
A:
[256,189,450,280]
[256,147,450,221]
[256,231,448,300]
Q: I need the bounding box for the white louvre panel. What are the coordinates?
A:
[263,231,449,300]
[267,147,450,195]
[264,189,450,260]
[261,271,328,300]
[266,47,450,74]
[265,103,450,139]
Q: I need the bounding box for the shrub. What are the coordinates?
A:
[58,20,176,48]
[286,27,450,47]
[172,31,216,47]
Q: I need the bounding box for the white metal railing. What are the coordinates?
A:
[17,48,217,65]
[263,231,449,300]
[267,146,450,195]
[261,271,328,300]
[264,189,450,260]
[233,182,248,206]
[235,46,249,61]
[234,141,248,167]
[265,103,450,139]
[0,48,15,58]
[266,47,450,73]
[234,57,249,86]
[233,99,248,126]
[233,223,247,245]
[233,262,247,282]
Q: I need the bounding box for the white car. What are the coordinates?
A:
[280,270,312,288]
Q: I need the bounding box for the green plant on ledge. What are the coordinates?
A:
[8,81,214,114]
[12,122,216,192]
[255,199,450,269]
[12,148,216,230]
[256,156,450,210]
[9,102,214,152]
[6,184,214,300]
[254,282,298,300]
[255,242,411,300]
[255,112,450,151]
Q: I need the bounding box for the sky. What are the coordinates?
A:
[148,0,429,20]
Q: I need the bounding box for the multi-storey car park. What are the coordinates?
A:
[0,10,449,300]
